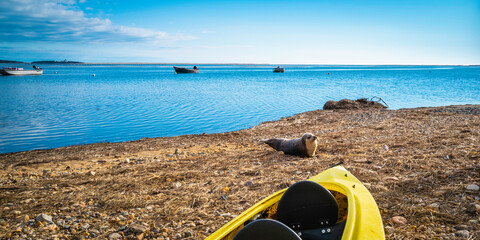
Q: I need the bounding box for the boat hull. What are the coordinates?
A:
[0,69,43,76]
[174,67,199,74]
[273,67,284,72]
[205,165,385,240]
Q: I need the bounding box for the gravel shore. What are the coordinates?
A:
[1,105,479,239]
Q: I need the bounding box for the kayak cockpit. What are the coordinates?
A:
[221,182,349,240]
[206,166,384,240]
[236,181,347,239]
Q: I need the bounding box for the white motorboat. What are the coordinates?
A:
[0,67,43,76]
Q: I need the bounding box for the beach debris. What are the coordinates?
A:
[390,216,407,225]
[382,145,389,151]
[432,190,446,197]
[466,203,480,214]
[432,105,480,115]
[244,181,254,187]
[109,232,122,240]
[323,98,388,110]
[385,176,399,181]
[220,195,228,201]
[455,225,469,231]
[220,213,232,218]
[128,224,148,234]
[427,203,440,209]
[79,223,90,230]
[184,231,193,238]
[35,214,53,224]
[56,220,66,228]
[466,184,479,191]
[353,158,372,164]
[455,230,470,238]
[185,221,196,227]
[384,226,394,234]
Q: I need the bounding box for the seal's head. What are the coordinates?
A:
[302,133,317,143]
[302,133,318,157]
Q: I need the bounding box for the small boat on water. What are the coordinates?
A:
[0,67,43,76]
[174,66,199,74]
[205,165,384,240]
[273,66,284,72]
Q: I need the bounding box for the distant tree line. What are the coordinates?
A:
[0,60,84,64]
[0,60,25,63]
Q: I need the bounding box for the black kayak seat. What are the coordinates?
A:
[233,219,301,240]
[277,180,342,240]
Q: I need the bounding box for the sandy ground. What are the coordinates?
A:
[0,105,479,240]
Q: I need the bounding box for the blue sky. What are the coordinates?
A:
[1,0,479,64]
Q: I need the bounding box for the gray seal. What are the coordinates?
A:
[261,133,318,157]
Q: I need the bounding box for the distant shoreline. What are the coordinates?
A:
[71,63,480,66]
[1,60,478,66]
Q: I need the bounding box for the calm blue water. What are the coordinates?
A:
[1,64,479,154]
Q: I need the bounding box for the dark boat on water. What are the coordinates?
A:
[273,66,284,72]
[174,66,199,74]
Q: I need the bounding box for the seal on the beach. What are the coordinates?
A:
[261,133,318,157]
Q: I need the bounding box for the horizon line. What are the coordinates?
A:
[3,61,479,66]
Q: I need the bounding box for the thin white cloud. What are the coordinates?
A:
[0,0,196,44]
[203,45,252,49]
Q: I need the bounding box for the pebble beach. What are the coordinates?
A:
[1,105,479,239]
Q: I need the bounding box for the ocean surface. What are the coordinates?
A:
[1,64,479,154]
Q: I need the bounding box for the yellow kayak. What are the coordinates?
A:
[205,165,385,240]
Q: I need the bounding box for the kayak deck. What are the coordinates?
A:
[205,166,384,240]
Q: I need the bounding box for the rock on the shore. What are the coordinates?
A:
[323,98,387,110]
[244,181,253,187]
[427,203,439,210]
[384,226,394,234]
[456,230,470,238]
[109,232,123,240]
[466,203,480,214]
[35,214,53,224]
[465,184,479,191]
[129,224,148,234]
[390,216,407,225]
